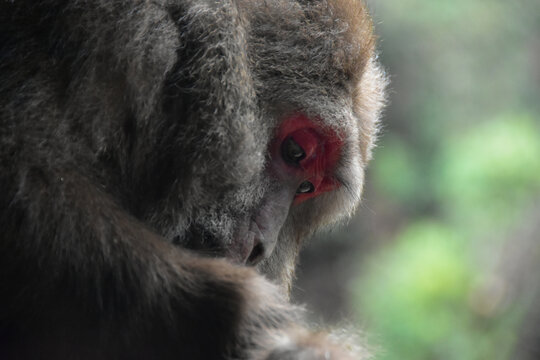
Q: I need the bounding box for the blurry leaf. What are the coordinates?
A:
[372,138,425,206]
[435,114,540,226]
[352,221,518,360]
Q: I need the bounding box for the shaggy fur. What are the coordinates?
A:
[0,0,387,359]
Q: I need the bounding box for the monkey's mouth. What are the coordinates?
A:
[179,176,293,266]
[178,220,266,266]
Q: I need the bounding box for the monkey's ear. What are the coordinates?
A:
[353,57,388,162]
[324,0,376,80]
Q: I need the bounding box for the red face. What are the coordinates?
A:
[223,113,344,265]
[271,113,342,205]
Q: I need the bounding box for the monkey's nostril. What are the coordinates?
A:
[246,241,265,266]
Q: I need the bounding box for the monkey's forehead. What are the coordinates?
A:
[244,0,375,83]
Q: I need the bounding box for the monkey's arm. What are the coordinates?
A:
[0,167,289,359]
[0,165,361,360]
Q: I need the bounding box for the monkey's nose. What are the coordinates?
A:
[246,239,265,266]
[244,221,273,266]
[242,183,295,266]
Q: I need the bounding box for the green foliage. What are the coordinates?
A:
[354,222,519,360]
[350,0,540,359]
[372,138,425,206]
[436,114,540,226]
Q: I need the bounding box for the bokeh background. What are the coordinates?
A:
[291,1,540,359]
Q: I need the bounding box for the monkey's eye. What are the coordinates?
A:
[282,137,306,164]
[296,181,314,194]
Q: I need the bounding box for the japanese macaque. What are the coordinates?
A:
[0,0,387,358]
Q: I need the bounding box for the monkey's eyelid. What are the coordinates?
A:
[282,137,306,164]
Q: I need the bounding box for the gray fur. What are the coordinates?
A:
[0,0,386,358]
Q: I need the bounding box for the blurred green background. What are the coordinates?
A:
[292,1,540,359]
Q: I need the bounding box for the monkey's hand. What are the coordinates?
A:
[248,327,369,360]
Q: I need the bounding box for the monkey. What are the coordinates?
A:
[0,0,387,359]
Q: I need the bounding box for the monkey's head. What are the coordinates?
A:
[158,0,387,291]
